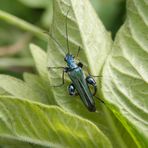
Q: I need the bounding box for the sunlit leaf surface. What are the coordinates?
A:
[0,96,111,148]
[102,0,148,147]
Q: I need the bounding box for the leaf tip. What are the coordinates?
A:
[29,43,37,52]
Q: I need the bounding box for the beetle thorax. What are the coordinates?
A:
[64,54,77,69]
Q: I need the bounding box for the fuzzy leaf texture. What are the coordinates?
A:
[0,96,111,148]
[102,0,148,147]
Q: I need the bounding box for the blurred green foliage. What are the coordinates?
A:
[91,0,125,37]
[0,0,125,77]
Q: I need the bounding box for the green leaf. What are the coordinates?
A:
[19,0,50,8]
[30,44,48,81]
[0,96,112,148]
[0,87,9,96]
[23,73,55,105]
[102,0,148,147]
[47,0,137,148]
[41,2,53,28]
[0,74,48,103]
[0,0,146,147]
[0,58,34,69]
[0,10,46,41]
[90,0,126,37]
[0,138,45,148]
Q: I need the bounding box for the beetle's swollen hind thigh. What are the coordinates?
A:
[68,83,78,96]
[85,76,97,96]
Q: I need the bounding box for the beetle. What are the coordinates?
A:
[48,9,104,112]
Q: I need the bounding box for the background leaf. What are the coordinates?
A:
[0,74,38,100]
[19,0,50,8]
[23,73,55,104]
[0,74,51,104]
[0,88,9,96]
[30,44,48,80]
[0,96,112,148]
[90,0,126,38]
[0,58,33,68]
[102,0,148,147]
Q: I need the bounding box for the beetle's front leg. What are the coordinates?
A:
[86,76,97,96]
[47,67,68,87]
[68,84,78,96]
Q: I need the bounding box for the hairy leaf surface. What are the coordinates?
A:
[102,0,148,147]
[0,96,111,148]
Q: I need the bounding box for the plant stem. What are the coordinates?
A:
[0,10,47,41]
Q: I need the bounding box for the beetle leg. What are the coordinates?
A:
[68,84,78,96]
[86,76,97,96]
[47,67,67,87]
[86,76,105,104]
[94,96,105,104]
[76,46,81,58]
[78,63,102,77]
[78,62,83,68]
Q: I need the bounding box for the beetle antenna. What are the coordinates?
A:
[46,3,66,55]
[48,32,66,55]
[65,8,70,54]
